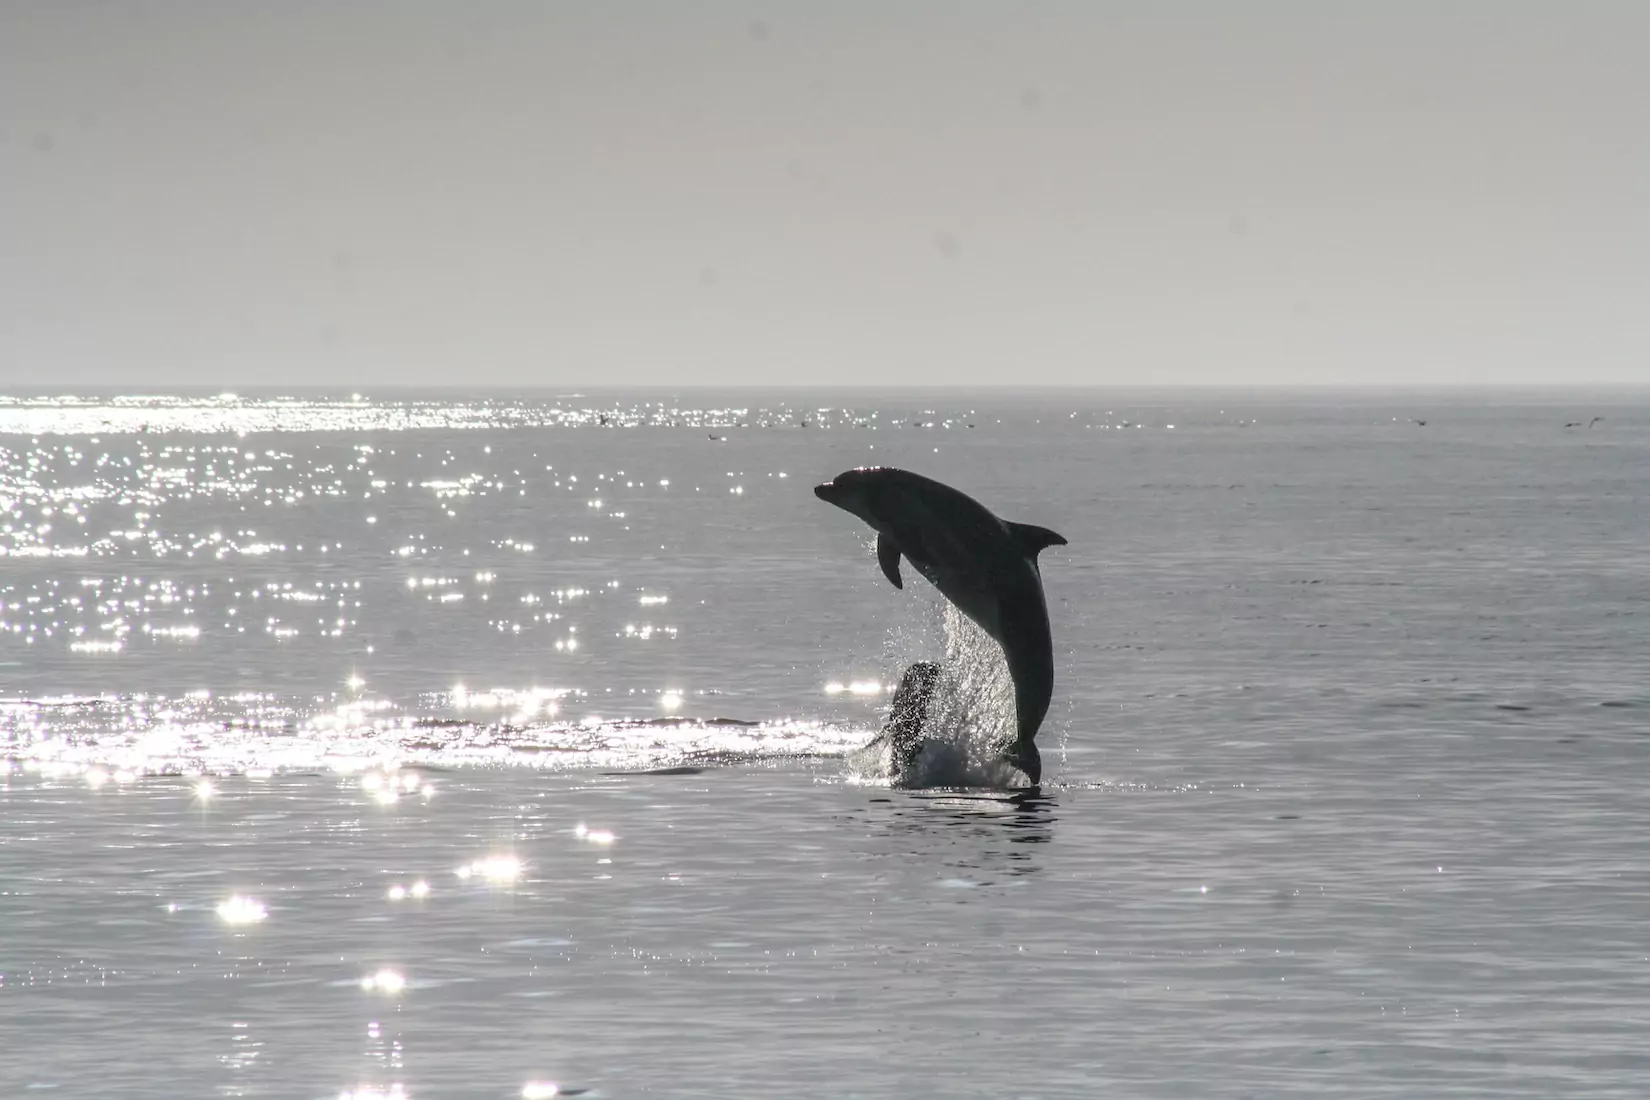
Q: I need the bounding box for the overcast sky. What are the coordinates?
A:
[2,2,1646,388]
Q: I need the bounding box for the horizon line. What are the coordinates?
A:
[3,381,1648,394]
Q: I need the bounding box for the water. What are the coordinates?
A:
[2,388,1648,1098]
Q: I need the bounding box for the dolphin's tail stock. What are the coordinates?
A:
[999,619,1054,784]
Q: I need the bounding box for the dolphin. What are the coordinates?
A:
[867,660,943,779]
[814,467,1066,784]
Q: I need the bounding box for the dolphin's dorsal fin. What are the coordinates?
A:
[876,532,904,589]
[1008,522,1067,559]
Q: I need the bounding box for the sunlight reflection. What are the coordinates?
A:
[216,895,268,924]
[456,855,523,883]
[5,674,855,777]
[522,1084,560,1099]
[825,680,886,696]
[386,880,430,902]
[360,769,428,805]
[849,680,885,696]
[360,772,399,805]
[360,968,406,994]
[338,1085,407,1100]
[574,823,615,845]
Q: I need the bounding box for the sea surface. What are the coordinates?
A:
[2,388,1647,1099]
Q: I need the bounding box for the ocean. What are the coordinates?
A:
[1,388,1647,1098]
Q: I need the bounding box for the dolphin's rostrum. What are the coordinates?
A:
[814,467,1065,784]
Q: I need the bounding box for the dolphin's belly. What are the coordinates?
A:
[920,564,1002,640]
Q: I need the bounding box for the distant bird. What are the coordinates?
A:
[1411,418,1428,426]
[708,433,724,442]
[1565,422,1582,428]
[1589,416,1604,429]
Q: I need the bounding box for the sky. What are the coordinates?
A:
[2,1,1647,388]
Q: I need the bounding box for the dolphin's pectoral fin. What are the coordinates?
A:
[876,532,904,589]
[1007,521,1067,559]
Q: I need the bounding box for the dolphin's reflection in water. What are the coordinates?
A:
[862,788,1056,879]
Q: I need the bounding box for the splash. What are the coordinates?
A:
[848,601,1026,789]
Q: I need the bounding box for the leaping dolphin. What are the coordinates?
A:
[814,467,1066,784]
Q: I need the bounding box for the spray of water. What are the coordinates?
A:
[847,599,1027,788]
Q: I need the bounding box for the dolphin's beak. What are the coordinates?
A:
[813,481,843,505]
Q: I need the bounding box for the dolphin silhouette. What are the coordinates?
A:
[867,660,943,780]
[814,467,1065,784]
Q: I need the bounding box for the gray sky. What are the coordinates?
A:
[2,2,1647,388]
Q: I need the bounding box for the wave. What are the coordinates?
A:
[2,694,868,778]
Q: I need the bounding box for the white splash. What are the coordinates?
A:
[847,602,1025,789]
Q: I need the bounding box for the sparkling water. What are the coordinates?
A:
[2,389,1647,1097]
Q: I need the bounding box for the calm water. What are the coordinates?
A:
[2,389,1648,1098]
